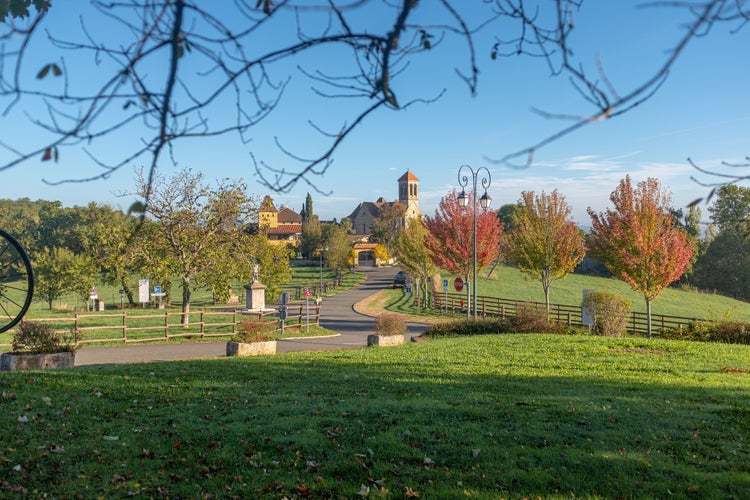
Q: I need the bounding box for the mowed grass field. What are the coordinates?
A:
[1,334,749,498]
[467,265,750,322]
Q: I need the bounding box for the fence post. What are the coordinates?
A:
[164,311,169,338]
[200,310,205,337]
[75,313,80,339]
[122,312,127,342]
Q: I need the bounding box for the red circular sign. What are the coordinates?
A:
[453,277,464,292]
[304,289,312,297]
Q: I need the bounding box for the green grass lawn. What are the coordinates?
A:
[464,265,750,322]
[2,334,749,498]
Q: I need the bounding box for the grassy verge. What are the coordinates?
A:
[2,334,749,498]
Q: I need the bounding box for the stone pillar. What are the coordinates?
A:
[245,281,267,310]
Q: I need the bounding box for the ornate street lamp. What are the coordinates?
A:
[457,165,492,320]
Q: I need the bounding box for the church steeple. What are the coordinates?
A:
[397,170,420,220]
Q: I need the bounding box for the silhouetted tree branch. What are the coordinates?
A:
[1,1,747,207]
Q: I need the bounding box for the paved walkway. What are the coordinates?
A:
[74,267,429,366]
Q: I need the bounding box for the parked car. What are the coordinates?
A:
[392,271,408,288]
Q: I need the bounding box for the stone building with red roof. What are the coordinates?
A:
[257,195,303,246]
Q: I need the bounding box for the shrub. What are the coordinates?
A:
[583,291,631,337]
[374,313,407,336]
[424,319,510,337]
[510,302,553,333]
[12,321,78,353]
[664,320,750,345]
[708,321,750,344]
[232,318,276,343]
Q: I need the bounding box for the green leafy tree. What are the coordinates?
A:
[505,190,585,312]
[322,223,351,276]
[302,193,314,222]
[371,201,407,256]
[587,176,694,337]
[396,217,438,306]
[33,247,95,309]
[692,185,750,299]
[131,168,257,326]
[300,216,323,259]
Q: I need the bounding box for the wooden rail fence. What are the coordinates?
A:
[1,303,321,347]
[429,292,698,337]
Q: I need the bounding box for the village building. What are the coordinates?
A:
[346,170,421,265]
[347,170,421,235]
[256,195,303,246]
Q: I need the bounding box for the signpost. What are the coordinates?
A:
[89,287,98,311]
[454,277,469,319]
[443,279,449,313]
[279,291,290,335]
[304,288,312,333]
[138,279,149,307]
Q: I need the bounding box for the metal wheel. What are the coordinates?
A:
[0,229,34,333]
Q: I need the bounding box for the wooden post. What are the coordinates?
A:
[200,310,205,337]
[122,312,127,342]
[164,311,169,338]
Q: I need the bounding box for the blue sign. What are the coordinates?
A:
[443,279,449,290]
[154,285,161,293]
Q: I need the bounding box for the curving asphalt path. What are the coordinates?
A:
[74,267,429,367]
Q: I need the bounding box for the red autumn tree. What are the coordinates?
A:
[587,176,694,337]
[505,190,586,313]
[423,189,503,283]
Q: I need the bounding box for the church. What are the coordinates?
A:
[346,170,421,235]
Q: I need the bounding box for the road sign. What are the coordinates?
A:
[304,289,312,297]
[454,277,464,292]
[154,285,161,294]
[443,279,449,291]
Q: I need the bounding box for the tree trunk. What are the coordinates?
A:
[181,280,191,327]
[543,285,550,314]
[645,296,652,338]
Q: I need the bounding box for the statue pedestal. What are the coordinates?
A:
[244,281,267,311]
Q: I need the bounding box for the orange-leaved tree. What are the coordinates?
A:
[423,189,503,286]
[505,190,585,313]
[587,176,694,337]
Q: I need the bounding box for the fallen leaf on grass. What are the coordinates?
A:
[356,484,370,496]
[405,486,420,497]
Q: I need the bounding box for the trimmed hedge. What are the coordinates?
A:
[424,319,511,337]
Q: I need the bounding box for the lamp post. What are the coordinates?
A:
[457,165,492,320]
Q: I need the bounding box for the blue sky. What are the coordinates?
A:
[1,1,748,226]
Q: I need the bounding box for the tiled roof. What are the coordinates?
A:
[266,224,302,235]
[398,170,419,182]
[278,206,302,223]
